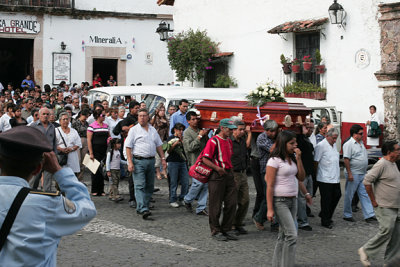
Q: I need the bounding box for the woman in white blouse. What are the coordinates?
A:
[56,112,82,175]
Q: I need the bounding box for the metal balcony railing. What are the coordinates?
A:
[0,0,72,8]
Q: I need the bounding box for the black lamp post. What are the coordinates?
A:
[329,0,346,28]
[156,21,173,41]
[60,41,67,50]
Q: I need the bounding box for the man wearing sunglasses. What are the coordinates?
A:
[342,124,376,223]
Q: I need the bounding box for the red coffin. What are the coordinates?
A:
[195,100,311,133]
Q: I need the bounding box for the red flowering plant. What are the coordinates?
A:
[303,55,312,62]
[292,58,301,65]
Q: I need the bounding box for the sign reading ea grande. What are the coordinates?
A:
[0,14,40,34]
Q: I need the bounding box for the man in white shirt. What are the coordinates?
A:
[314,128,341,229]
[125,108,167,220]
[0,102,15,133]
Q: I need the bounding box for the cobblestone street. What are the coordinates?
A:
[57,172,384,267]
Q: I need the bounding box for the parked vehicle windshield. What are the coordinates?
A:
[144,94,167,114]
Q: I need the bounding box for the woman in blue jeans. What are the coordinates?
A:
[166,123,189,208]
[266,131,305,267]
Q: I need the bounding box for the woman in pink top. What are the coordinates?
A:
[266,130,305,267]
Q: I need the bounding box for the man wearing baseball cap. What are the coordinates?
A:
[0,126,96,266]
[202,118,238,241]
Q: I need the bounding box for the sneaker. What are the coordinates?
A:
[178,200,184,206]
[234,226,248,235]
[184,201,193,212]
[222,232,239,241]
[358,247,371,267]
[299,225,312,231]
[212,232,228,241]
[365,216,377,223]
[253,218,265,231]
[170,202,179,208]
[196,210,209,216]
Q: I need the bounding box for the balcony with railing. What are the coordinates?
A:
[0,0,73,8]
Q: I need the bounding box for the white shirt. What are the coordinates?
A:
[55,127,82,173]
[0,113,12,132]
[105,116,122,139]
[314,138,340,183]
[124,124,162,158]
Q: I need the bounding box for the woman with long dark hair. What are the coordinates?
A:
[266,130,305,267]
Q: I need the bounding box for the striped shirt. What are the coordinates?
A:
[87,121,109,146]
[202,135,233,169]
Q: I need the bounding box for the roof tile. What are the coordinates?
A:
[268,18,329,34]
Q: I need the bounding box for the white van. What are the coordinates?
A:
[286,97,342,151]
[86,85,248,115]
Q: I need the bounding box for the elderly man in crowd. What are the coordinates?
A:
[125,108,167,220]
[29,107,58,191]
[343,124,376,223]
[358,141,400,267]
[314,128,341,229]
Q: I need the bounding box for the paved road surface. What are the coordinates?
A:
[57,172,384,267]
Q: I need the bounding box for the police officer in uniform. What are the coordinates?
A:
[0,126,97,266]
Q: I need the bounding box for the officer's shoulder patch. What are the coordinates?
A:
[30,191,61,197]
[62,197,76,214]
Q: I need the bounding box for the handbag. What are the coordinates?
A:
[188,136,221,183]
[56,128,68,166]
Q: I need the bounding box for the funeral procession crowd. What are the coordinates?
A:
[0,78,399,267]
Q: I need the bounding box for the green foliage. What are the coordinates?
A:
[246,81,286,106]
[213,74,237,88]
[167,29,218,83]
[283,81,326,94]
[280,54,291,65]
[280,54,287,65]
[315,49,322,64]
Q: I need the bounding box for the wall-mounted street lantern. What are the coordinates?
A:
[60,41,67,50]
[328,0,346,29]
[156,21,173,41]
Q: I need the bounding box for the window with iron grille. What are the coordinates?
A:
[204,60,228,88]
[295,32,320,85]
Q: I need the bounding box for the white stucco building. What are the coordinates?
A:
[163,0,395,127]
[0,0,174,88]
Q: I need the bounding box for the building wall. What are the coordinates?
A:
[173,0,383,124]
[75,0,173,15]
[42,15,174,86]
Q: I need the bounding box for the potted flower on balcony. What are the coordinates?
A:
[280,54,292,74]
[315,49,325,74]
[292,58,301,73]
[302,55,312,71]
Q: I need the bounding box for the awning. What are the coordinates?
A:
[268,18,329,34]
[212,52,234,58]
[157,0,175,6]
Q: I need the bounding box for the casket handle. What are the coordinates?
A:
[283,115,293,127]
[210,111,218,122]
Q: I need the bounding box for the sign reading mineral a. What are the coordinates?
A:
[0,14,40,34]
